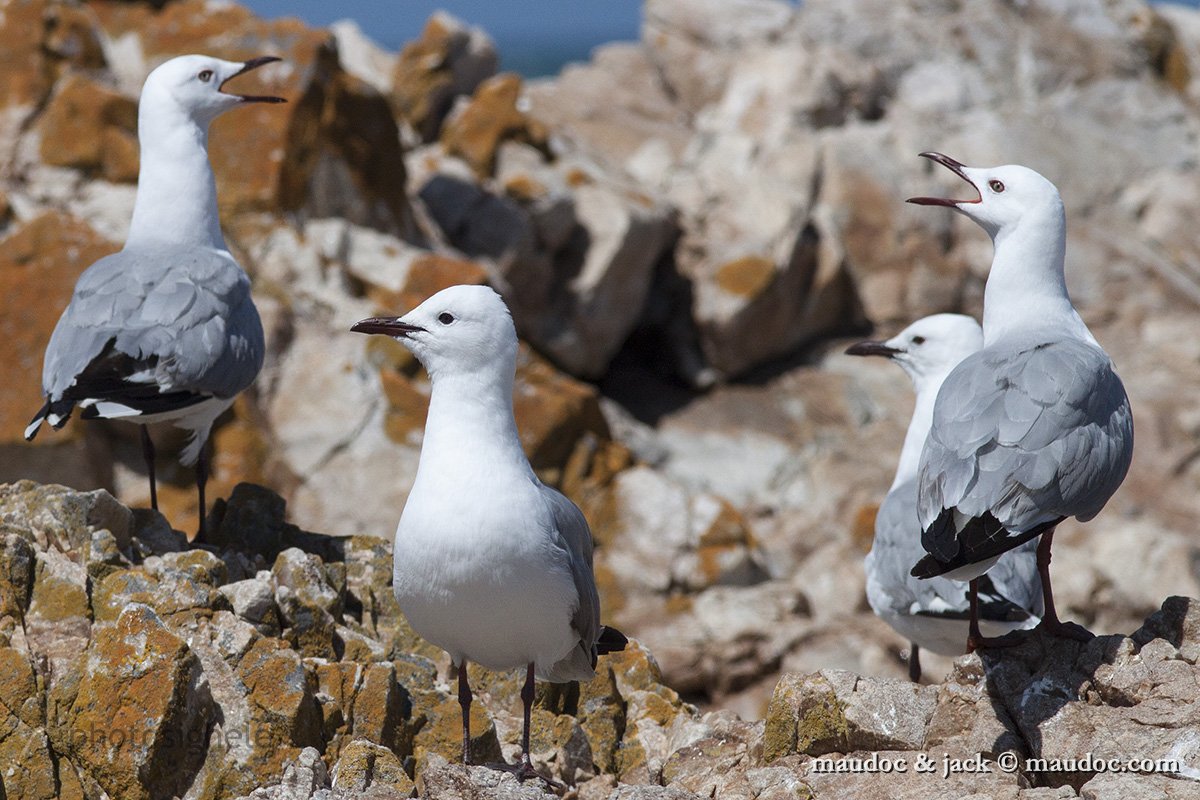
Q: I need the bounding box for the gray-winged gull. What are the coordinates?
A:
[25,54,283,538]
[906,152,1134,643]
[351,285,626,782]
[848,313,1042,675]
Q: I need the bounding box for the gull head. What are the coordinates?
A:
[846,313,982,388]
[351,285,518,380]
[141,54,286,126]
[907,152,1063,239]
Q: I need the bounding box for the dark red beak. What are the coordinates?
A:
[907,152,980,207]
[351,317,425,338]
[845,340,901,358]
[221,56,286,104]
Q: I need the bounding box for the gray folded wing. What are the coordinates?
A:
[870,479,1041,622]
[869,482,970,615]
[538,483,601,682]
[917,333,1133,566]
[42,243,264,404]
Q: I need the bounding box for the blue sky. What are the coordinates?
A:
[242,1,645,76]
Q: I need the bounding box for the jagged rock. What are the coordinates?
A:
[48,603,211,800]
[763,669,937,760]
[231,637,324,791]
[330,739,415,795]
[25,547,91,677]
[0,213,115,475]
[273,547,342,658]
[37,73,139,182]
[89,0,415,236]
[412,688,504,769]
[641,0,795,113]
[417,753,557,799]
[0,645,56,800]
[0,534,35,619]
[525,43,691,179]
[237,746,329,800]
[211,483,288,555]
[440,73,548,177]
[391,11,498,142]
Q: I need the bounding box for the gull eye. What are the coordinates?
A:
[988,179,1005,193]
[437,312,455,325]
[911,336,926,345]
[198,69,214,83]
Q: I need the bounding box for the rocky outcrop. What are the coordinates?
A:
[4,479,1199,797]
[0,481,692,798]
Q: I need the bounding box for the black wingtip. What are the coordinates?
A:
[596,626,628,655]
[24,403,47,441]
[910,555,946,579]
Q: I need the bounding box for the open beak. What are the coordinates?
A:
[220,56,286,104]
[351,317,425,338]
[845,340,901,358]
[906,152,980,207]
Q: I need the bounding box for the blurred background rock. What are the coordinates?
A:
[1,0,1198,724]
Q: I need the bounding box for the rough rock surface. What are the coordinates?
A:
[1,0,1199,796]
[2,482,1199,799]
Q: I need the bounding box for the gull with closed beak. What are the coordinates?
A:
[352,284,626,782]
[848,313,1042,672]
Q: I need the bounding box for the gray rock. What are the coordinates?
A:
[220,576,282,634]
[416,753,558,799]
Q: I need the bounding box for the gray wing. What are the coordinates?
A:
[917,335,1133,569]
[869,479,1041,648]
[42,243,264,402]
[537,483,601,682]
[868,481,971,617]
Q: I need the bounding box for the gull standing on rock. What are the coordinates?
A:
[906,153,1133,645]
[848,314,1042,675]
[351,285,626,781]
[24,55,284,538]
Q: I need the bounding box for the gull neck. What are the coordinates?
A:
[980,207,1093,347]
[126,103,227,252]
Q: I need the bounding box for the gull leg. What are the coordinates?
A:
[519,663,535,775]
[908,642,922,683]
[195,437,210,542]
[511,663,562,788]
[966,578,982,653]
[458,661,472,765]
[1034,530,1092,642]
[966,577,1025,652]
[140,426,158,511]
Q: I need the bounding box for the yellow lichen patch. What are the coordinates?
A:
[715,255,777,299]
[391,14,470,140]
[566,167,595,188]
[503,173,548,202]
[696,499,754,549]
[0,213,117,446]
[592,559,627,619]
[664,593,694,616]
[513,347,611,474]
[38,74,138,180]
[440,73,549,177]
[396,253,490,311]
[411,690,502,769]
